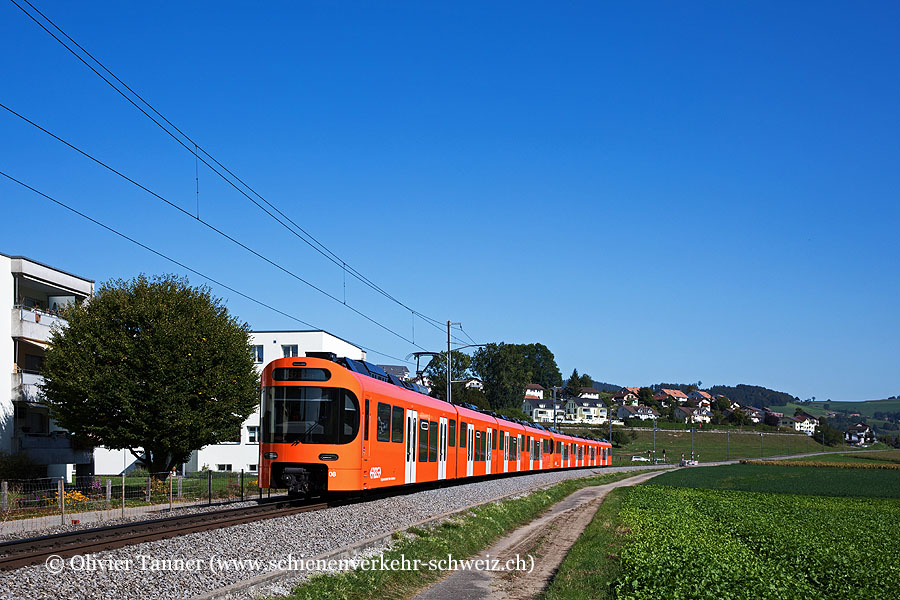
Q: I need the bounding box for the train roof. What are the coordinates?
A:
[281,354,610,445]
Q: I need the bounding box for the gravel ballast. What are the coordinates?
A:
[0,466,660,600]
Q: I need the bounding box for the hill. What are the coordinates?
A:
[806,397,900,419]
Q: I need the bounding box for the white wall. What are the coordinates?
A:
[0,255,14,454]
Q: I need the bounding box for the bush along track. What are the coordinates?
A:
[277,471,649,600]
[613,486,900,599]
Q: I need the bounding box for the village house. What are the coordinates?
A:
[675,405,712,425]
[845,423,874,445]
[660,388,689,404]
[524,383,545,400]
[617,404,660,422]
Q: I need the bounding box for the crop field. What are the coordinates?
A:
[600,429,853,465]
[647,463,900,499]
[612,486,899,600]
[780,449,900,465]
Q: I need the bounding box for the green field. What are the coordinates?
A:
[545,462,900,599]
[613,486,899,599]
[806,397,900,418]
[647,463,900,498]
[602,429,857,465]
[777,449,900,465]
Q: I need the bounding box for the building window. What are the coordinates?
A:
[247,426,259,443]
[248,464,258,472]
[282,345,299,358]
[217,464,232,472]
[252,345,264,363]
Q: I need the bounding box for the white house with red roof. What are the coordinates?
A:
[660,388,689,404]
[524,383,545,400]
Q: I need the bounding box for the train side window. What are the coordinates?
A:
[364,399,369,441]
[429,421,438,462]
[449,419,456,447]
[491,428,497,450]
[556,441,561,454]
[376,403,391,442]
[460,421,467,447]
[391,406,404,443]
[418,421,429,462]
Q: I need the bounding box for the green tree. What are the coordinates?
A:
[423,350,473,403]
[579,373,594,389]
[564,368,582,399]
[471,343,530,411]
[814,418,844,447]
[520,343,562,389]
[715,395,731,412]
[638,387,655,405]
[41,275,260,475]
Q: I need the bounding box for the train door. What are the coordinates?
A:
[485,428,492,475]
[405,409,417,484]
[438,417,447,480]
[529,438,534,470]
[503,431,509,473]
[538,439,543,469]
[516,435,522,471]
[466,424,474,477]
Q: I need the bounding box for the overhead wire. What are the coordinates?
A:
[10,0,460,342]
[0,101,426,351]
[0,170,413,365]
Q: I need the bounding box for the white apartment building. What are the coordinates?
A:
[1,253,94,480]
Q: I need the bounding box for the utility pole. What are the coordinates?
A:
[446,320,461,405]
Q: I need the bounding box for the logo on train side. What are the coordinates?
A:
[369,467,382,480]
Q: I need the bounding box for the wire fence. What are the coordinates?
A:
[0,470,268,532]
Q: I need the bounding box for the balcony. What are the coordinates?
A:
[18,432,92,465]
[12,370,46,405]
[11,306,67,344]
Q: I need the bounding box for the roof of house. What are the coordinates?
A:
[525,383,545,390]
[580,387,601,395]
[661,388,688,398]
[692,390,712,400]
[623,387,641,395]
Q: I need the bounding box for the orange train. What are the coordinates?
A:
[258,354,612,496]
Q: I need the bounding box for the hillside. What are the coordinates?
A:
[806,397,900,419]
[650,383,800,409]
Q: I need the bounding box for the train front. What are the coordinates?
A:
[258,357,363,496]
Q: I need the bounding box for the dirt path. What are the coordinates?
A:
[411,469,665,600]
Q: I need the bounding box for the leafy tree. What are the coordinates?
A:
[471,343,530,411]
[729,408,751,427]
[41,275,259,475]
[638,387,655,405]
[579,373,594,389]
[519,343,562,389]
[714,396,731,412]
[813,418,844,447]
[423,350,473,403]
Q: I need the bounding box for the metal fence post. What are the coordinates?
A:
[106,478,112,502]
[121,473,125,518]
[1,481,7,512]
[169,471,173,512]
[726,430,730,461]
[207,470,212,506]
[177,476,183,499]
[58,477,65,526]
[240,469,244,502]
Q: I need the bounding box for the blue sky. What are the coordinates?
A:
[1,2,898,401]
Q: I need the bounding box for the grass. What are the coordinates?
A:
[805,397,900,418]
[275,470,649,600]
[774,449,900,464]
[539,487,629,600]
[647,462,900,499]
[605,429,861,465]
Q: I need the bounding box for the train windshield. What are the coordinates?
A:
[262,386,360,444]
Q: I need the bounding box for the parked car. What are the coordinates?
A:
[631,455,651,462]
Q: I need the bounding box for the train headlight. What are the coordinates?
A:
[264,452,278,459]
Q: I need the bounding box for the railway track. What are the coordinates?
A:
[0,465,603,572]
[0,498,331,571]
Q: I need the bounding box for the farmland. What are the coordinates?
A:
[613,486,899,599]
[598,428,857,465]
[648,463,900,498]
[546,460,900,599]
